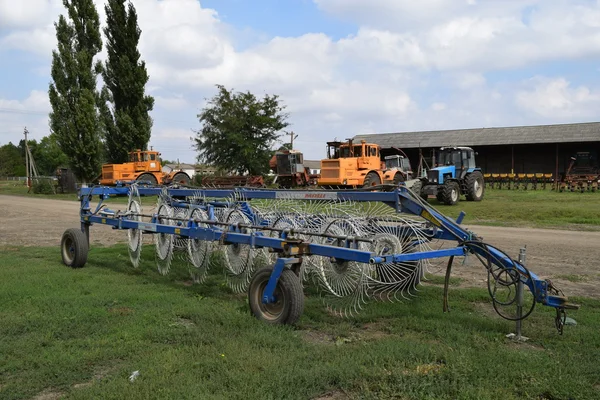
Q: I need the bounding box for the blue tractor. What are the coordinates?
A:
[415,147,484,205]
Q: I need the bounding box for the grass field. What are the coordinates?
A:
[1,245,599,399]
[2,179,599,229]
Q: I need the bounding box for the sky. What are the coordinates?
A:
[1,0,600,163]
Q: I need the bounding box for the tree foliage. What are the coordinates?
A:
[100,0,154,163]
[194,85,289,176]
[35,134,70,175]
[0,143,25,177]
[48,0,103,182]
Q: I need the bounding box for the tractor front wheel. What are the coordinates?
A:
[441,181,460,205]
[137,173,158,185]
[248,268,304,325]
[363,172,381,188]
[172,172,191,186]
[465,171,485,201]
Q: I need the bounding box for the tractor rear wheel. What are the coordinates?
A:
[172,172,191,186]
[441,181,460,205]
[465,171,484,201]
[137,173,158,185]
[363,172,381,188]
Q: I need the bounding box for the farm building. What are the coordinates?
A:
[354,122,600,177]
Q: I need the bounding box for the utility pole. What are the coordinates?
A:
[287,131,298,149]
[24,127,29,188]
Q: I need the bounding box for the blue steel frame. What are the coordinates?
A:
[78,185,573,311]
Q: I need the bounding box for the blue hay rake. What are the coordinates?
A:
[60,184,578,333]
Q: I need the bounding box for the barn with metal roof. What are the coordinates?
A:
[354,122,600,178]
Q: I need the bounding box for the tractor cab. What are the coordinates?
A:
[437,147,476,174]
[128,150,161,173]
[384,155,411,172]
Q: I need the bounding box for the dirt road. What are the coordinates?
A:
[1,194,598,298]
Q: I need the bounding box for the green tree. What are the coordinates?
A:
[100,0,154,163]
[48,0,103,183]
[194,85,289,175]
[0,143,25,177]
[34,134,70,175]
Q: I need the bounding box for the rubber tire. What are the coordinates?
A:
[465,171,485,201]
[61,228,89,268]
[248,267,304,325]
[393,173,405,185]
[436,190,444,203]
[137,173,158,185]
[441,181,460,205]
[362,172,381,188]
[172,172,190,186]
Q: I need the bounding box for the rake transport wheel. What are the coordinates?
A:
[441,181,460,205]
[172,172,190,186]
[137,173,158,185]
[362,172,381,188]
[248,267,304,325]
[465,171,485,201]
[61,228,88,268]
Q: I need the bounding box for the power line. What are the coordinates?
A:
[0,107,49,116]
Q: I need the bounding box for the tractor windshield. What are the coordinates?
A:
[439,150,461,167]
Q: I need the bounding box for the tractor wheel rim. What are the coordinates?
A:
[475,180,483,197]
[452,188,458,202]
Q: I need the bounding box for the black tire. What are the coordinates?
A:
[436,189,444,203]
[362,172,381,188]
[172,172,191,186]
[248,267,304,325]
[137,173,158,185]
[393,173,405,186]
[465,171,485,201]
[441,181,460,205]
[61,228,89,268]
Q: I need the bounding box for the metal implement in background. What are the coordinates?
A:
[60,184,579,334]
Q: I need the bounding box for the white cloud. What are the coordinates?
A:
[515,77,600,118]
[0,91,51,144]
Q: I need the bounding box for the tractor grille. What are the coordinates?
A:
[320,160,340,179]
[427,170,439,184]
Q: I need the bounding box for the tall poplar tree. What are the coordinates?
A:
[100,0,154,163]
[49,0,103,183]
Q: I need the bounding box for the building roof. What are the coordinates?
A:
[353,122,600,149]
[304,160,321,169]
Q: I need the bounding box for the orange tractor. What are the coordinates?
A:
[318,139,413,188]
[99,149,191,186]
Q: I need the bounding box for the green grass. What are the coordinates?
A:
[430,188,600,230]
[1,245,599,399]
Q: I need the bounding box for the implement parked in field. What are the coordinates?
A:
[60,183,578,335]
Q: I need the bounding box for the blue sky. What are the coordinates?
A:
[1,0,599,163]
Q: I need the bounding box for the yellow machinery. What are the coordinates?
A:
[99,150,191,186]
[318,139,412,188]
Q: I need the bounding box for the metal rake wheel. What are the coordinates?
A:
[127,184,143,268]
[315,218,370,317]
[187,207,211,284]
[154,201,175,276]
[222,208,256,293]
